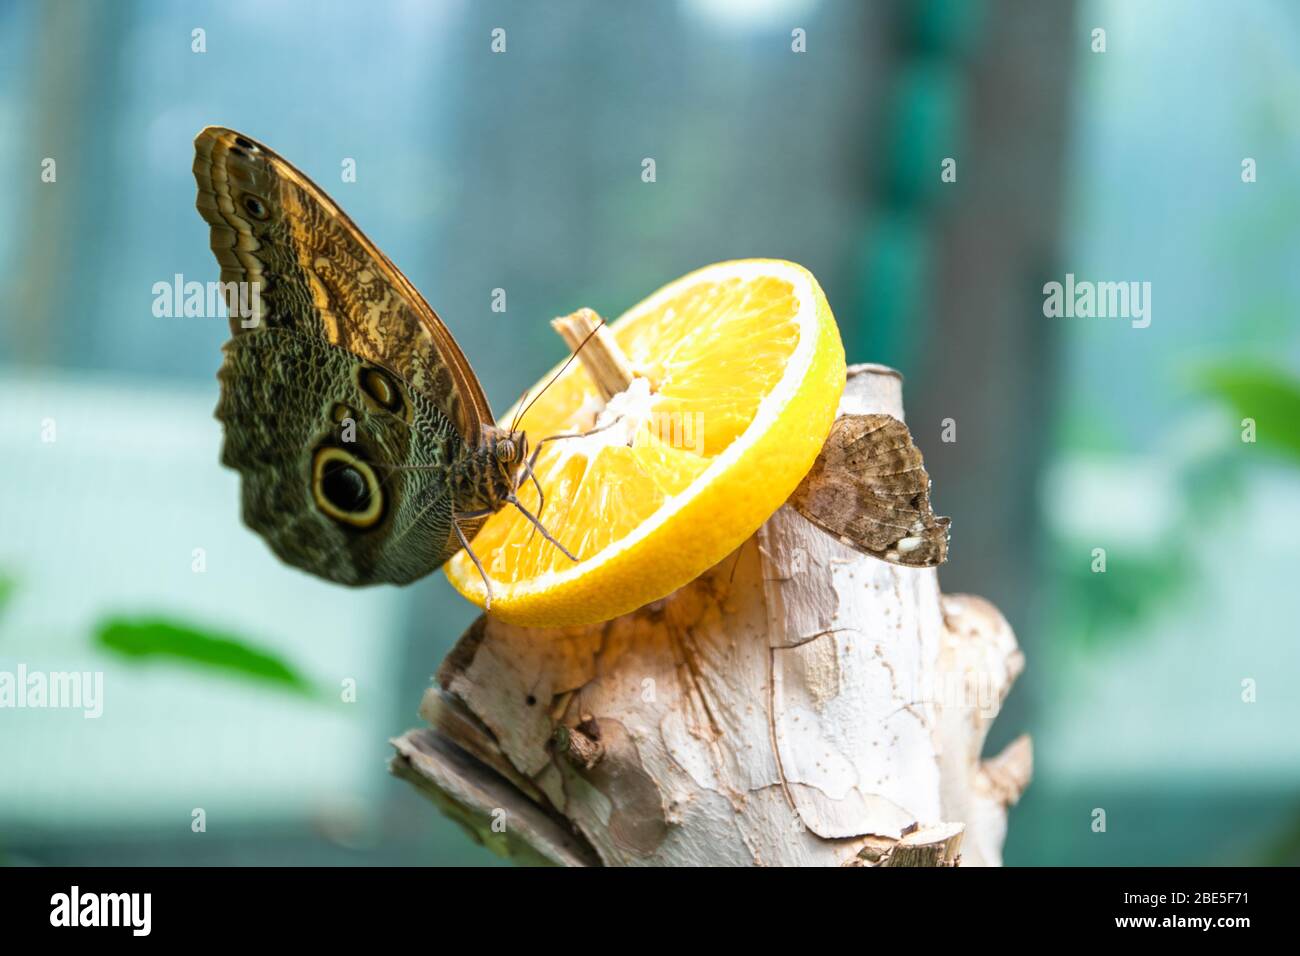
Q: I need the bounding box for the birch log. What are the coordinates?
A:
[391,363,1030,866]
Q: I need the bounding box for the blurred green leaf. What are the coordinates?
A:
[1055,543,1194,648]
[1056,361,1300,650]
[1195,362,1300,463]
[0,573,15,626]
[95,616,316,696]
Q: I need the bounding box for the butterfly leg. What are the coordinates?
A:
[506,495,578,562]
[453,510,495,611]
[516,461,547,521]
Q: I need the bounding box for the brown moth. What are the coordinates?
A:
[789,414,950,567]
[192,126,571,602]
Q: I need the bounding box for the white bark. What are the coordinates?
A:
[392,364,1030,866]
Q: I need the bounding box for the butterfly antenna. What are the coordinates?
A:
[510,319,606,434]
[507,388,530,436]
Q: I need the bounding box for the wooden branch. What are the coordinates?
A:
[849,823,966,867]
[392,360,1030,866]
[390,725,600,867]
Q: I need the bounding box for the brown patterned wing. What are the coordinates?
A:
[214,327,465,586]
[789,414,950,567]
[193,125,494,444]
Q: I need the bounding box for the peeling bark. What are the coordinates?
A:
[391,364,1030,866]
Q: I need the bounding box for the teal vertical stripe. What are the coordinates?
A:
[855,212,930,373]
[849,1,984,377]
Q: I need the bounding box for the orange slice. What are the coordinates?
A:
[446,259,845,626]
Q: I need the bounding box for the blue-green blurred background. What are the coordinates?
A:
[2,0,1298,865]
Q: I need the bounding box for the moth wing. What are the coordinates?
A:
[790,414,950,567]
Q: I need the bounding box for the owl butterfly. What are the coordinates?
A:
[789,414,950,567]
[193,126,572,603]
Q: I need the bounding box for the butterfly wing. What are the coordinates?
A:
[193,125,494,444]
[215,328,466,585]
[789,414,950,567]
[194,126,490,584]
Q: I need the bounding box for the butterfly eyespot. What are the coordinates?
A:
[312,447,383,529]
[495,438,517,463]
[242,194,270,220]
[234,136,256,151]
[357,367,404,414]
